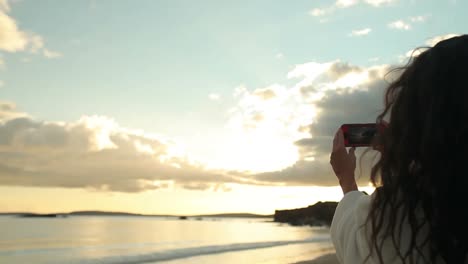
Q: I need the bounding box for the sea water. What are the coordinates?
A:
[0,216,334,264]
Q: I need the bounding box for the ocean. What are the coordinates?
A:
[0,216,334,264]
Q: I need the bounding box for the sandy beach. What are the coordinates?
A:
[294,253,339,264]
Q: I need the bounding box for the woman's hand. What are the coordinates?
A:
[330,129,358,194]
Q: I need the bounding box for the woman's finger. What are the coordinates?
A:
[337,129,345,148]
[332,129,339,152]
[333,129,345,151]
[348,147,356,157]
[333,129,345,152]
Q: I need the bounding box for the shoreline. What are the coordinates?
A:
[293,253,338,264]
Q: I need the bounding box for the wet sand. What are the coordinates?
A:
[293,253,339,264]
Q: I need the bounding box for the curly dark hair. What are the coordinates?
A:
[367,35,468,263]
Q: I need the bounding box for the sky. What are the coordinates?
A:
[0,0,465,215]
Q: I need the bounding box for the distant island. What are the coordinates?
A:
[274,201,339,227]
[18,213,68,218]
[0,211,272,219]
[2,202,341,227]
[192,213,272,218]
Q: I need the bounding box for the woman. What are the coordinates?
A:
[330,35,468,264]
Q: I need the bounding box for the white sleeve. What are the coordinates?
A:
[330,191,372,264]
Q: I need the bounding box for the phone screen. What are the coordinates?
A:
[341,123,377,147]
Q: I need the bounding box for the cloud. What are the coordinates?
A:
[28,34,44,53]
[0,60,395,189]
[410,14,430,23]
[223,83,315,172]
[309,0,396,19]
[304,67,390,153]
[208,93,221,101]
[275,52,284,59]
[253,87,278,100]
[0,102,16,112]
[0,1,61,58]
[425,33,460,47]
[287,61,336,90]
[287,62,391,152]
[247,62,393,186]
[388,20,411,30]
[335,0,359,8]
[0,0,9,12]
[43,48,63,59]
[0,11,29,52]
[350,28,372,37]
[0,112,255,192]
[0,101,28,121]
[309,8,327,16]
[400,33,461,61]
[364,0,396,6]
[286,60,383,94]
[388,15,430,32]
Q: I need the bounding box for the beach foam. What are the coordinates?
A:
[69,237,330,264]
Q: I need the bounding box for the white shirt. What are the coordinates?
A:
[330,191,438,264]
[331,191,373,264]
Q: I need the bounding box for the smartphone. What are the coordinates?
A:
[341,123,378,147]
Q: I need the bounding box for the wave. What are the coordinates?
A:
[72,237,331,264]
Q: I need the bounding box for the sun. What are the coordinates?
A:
[204,126,301,173]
